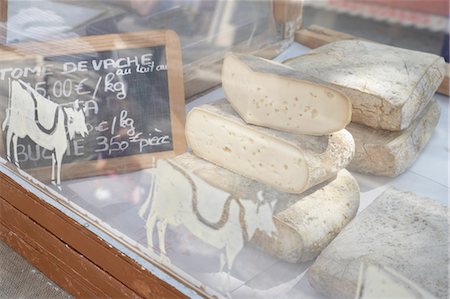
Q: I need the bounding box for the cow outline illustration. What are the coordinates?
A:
[141,159,278,274]
[2,79,89,186]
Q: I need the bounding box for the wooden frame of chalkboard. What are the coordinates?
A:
[0,30,186,183]
[0,0,6,44]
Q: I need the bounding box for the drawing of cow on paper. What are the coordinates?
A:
[2,79,89,186]
[141,159,277,273]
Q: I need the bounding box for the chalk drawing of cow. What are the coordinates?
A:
[141,159,277,274]
[2,79,88,186]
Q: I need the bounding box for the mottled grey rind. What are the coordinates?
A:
[355,263,438,299]
[173,153,360,263]
[284,40,446,131]
[251,169,360,263]
[346,100,440,177]
[308,187,448,299]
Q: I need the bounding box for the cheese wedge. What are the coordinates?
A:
[167,153,359,263]
[284,40,446,131]
[347,100,440,177]
[185,100,355,193]
[222,53,352,135]
[308,188,448,299]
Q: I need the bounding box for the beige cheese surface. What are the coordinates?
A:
[185,100,355,193]
[308,187,448,299]
[222,53,352,135]
[171,153,360,263]
[347,100,440,177]
[355,263,438,299]
[284,40,445,130]
[252,169,360,263]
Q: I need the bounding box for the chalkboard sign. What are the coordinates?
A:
[0,30,186,184]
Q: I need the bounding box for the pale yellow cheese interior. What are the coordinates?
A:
[186,108,308,193]
[222,53,351,135]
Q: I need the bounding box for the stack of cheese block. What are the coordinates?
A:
[170,52,361,263]
[284,40,446,176]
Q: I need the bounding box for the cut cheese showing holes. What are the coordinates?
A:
[185,99,355,193]
[222,52,352,135]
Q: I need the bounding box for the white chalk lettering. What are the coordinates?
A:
[52,79,72,98]
[139,134,170,152]
[95,135,129,155]
[92,59,103,71]
[95,136,109,153]
[83,100,99,117]
[63,62,77,74]
[11,68,23,79]
[136,61,155,73]
[73,139,85,156]
[16,144,28,162]
[103,58,116,69]
[75,78,91,95]
[104,73,126,100]
[0,65,54,80]
[129,132,143,143]
[78,61,88,71]
[0,68,13,80]
[116,68,131,76]
[156,64,167,71]
[141,53,153,65]
[42,149,53,159]
[119,110,136,136]
[34,81,47,97]
[95,121,109,132]
[116,58,129,68]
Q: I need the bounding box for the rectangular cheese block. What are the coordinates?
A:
[161,153,360,263]
[284,40,446,131]
[222,52,352,135]
[185,99,355,193]
[347,100,440,177]
[308,188,448,299]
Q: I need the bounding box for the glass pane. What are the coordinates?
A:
[0,1,447,298]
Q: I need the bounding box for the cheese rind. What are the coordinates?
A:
[222,53,352,135]
[355,263,438,299]
[284,40,446,130]
[308,188,448,299]
[185,100,355,193]
[251,168,360,262]
[347,100,440,177]
[171,153,360,263]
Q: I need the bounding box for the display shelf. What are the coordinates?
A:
[1,39,448,298]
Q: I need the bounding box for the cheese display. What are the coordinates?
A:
[222,53,352,135]
[185,100,355,193]
[284,40,446,131]
[308,188,448,299]
[347,100,440,176]
[355,263,438,299]
[158,153,359,263]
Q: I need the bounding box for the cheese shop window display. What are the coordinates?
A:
[0,1,448,299]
